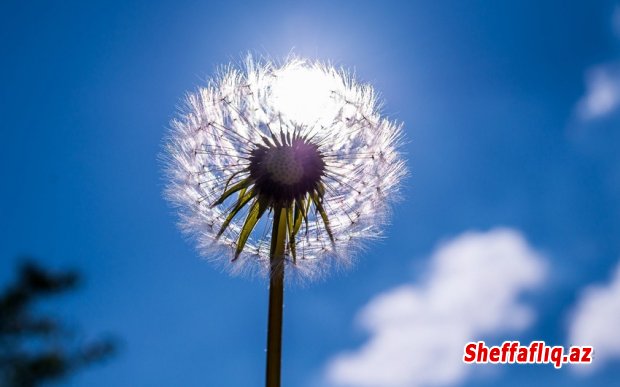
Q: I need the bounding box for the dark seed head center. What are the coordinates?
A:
[249,139,325,205]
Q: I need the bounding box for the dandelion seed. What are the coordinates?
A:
[164,57,405,278]
[163,55,406,386]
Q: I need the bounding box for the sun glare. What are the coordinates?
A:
[271,65,341,125]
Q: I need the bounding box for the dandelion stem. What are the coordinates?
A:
[266,206,287,387]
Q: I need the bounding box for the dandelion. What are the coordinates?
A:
[163,56,406,386]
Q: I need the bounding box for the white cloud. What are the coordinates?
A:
[577,65,620,120]
[568,261,620,371]
[324,228,547,387]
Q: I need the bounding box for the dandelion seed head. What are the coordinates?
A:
[263,147,304,185]
[250,139,325,202]
[163,55,407,281]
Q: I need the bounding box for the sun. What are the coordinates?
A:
[270,64,342,126]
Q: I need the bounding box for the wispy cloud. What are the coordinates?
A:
[324,229,547,387]
[575,6,620,121]
[568,261,620,372]
[577,65,620,120]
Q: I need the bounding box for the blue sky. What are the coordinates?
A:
[1,0,619,386]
